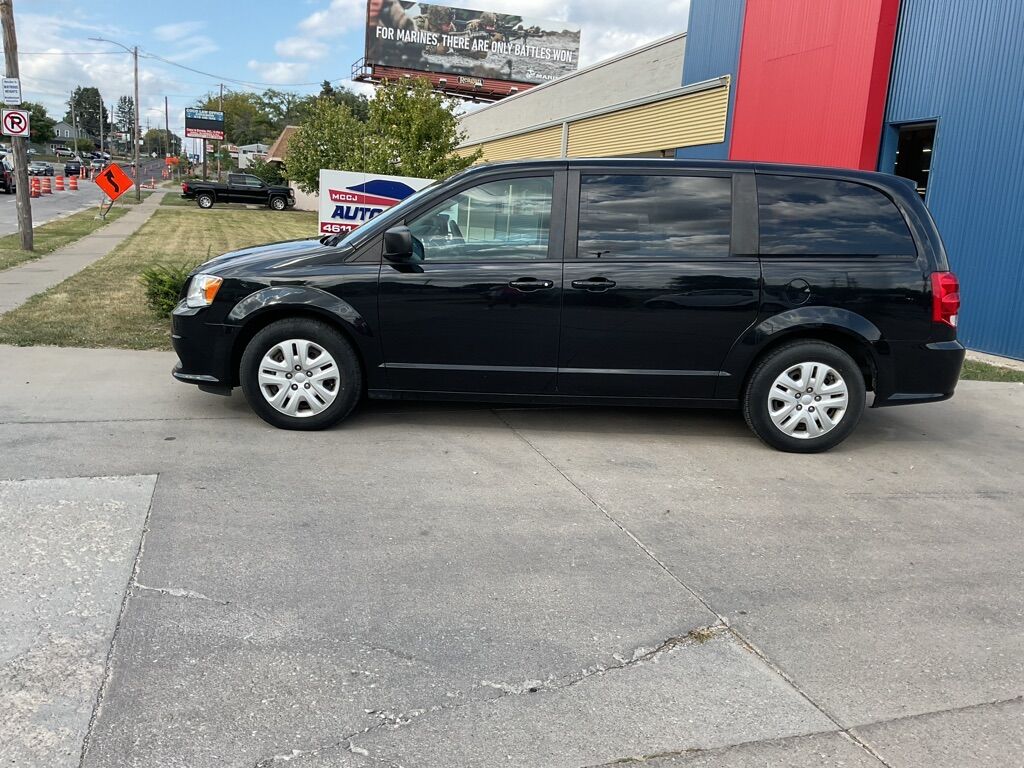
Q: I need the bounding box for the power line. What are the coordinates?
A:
[139,49,338,88]
[1,49,124,55]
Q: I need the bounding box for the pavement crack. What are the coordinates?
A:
[132,583,228,604]
[78,474,159,768]
[490,410,894,768]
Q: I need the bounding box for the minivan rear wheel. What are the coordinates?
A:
[240,318,362,430]
[743,341,865,453]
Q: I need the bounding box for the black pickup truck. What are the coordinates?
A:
[181,173,295,211]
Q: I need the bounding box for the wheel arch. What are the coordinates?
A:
[720,309,883,401]
[227,288,375,389]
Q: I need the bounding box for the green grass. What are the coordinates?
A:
[0,206,317,350]
[960,359,1024,383]
[0,206,130,272]
[160,192,193,207]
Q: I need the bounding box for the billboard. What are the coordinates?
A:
[184,109,225,140]
[318,170,434,235]
[366,2,581,85]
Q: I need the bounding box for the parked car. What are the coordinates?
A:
[26,147,37,155]
[55,147,75,158]
[170,159,965,452]
[180,173,294,210]
[62,159,83,177]
[0,154,15,193]
[28,161,55,176]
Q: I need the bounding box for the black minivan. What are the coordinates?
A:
[171,159,964,452]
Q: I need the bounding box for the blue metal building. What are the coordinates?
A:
[678,0,1024,359]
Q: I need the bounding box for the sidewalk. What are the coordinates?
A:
[0,191,167,316]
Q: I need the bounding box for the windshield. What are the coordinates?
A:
[331,180,443,248]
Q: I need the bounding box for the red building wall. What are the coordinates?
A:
[728,0,900,170]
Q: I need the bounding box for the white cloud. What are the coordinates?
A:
[274,36,329,61]
[246,60,313,84]
[298,0,366,38]
[153,21,205,43]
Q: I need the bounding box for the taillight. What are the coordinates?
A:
[181,182,189,193]
[931,271,960,328]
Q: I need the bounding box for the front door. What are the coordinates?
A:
[558,171,760,400]
[377,173,565,395]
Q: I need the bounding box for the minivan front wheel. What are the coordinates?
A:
[240,318,362,430]
[743,341,865,453]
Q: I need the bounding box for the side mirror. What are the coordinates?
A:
[383,226,414,260]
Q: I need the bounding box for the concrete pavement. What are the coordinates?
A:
[0,345,1021,767]
[0,190,166,315]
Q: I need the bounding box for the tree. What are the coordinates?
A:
[115,96,134,133]
[246,157,285,186]
[64,86,109,139]
[363,78,479,178]
[72,137,95,153]
[284,98,368,193]
[199,90,275,146]
[23,102,56,144]
[142,128,182,156]
[318,81,370,122]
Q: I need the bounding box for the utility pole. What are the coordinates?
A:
[1,0,33,251]
[70,93,78,155]
[133,45,140,200]
[98,93,104,157]
[217,82,223,181]
[89,37,141,200]
[164,95,172,180]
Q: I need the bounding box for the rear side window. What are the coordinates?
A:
[758,175,916,256]
[577,174,732,259]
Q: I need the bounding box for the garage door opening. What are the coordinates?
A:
[893,123,936,198]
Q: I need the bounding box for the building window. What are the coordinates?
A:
[893,122,936,199]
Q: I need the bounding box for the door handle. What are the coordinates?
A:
[571,277,616,292]
[509,278,554,292]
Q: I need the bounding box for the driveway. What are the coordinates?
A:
[0,345,1021,767]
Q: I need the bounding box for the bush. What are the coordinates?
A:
[141,263,196,317]
[246,157,285,186]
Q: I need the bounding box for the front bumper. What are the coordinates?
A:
[170,302,238,393]
[872,339,966,407]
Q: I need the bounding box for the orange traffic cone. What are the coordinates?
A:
[30,178,40,198]
[41,177,52,195]
[55,175,65,191]
[69,176,79,191]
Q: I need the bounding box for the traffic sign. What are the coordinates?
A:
[94,163,134,202]
[1,109,29,137]
[2,78,21,106]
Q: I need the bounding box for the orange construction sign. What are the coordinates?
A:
[94,163,135,202]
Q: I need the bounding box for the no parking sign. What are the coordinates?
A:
[1,109,29,138]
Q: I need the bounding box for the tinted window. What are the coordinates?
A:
[577,174,732,259]
[408,177,552,261]
[758,175,915,256]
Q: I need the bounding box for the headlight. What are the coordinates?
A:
[186,274,223,308]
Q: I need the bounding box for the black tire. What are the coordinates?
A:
[743,341,866,453]
[197,193,214,209]
[240,318,362,431]
[269,196,287,211]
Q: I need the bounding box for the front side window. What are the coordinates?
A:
[577,174,732,259]
[758,175,916,256]
[407,177,553,262]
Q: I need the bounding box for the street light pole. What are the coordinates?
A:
[89,36,141,201]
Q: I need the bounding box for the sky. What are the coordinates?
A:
[9,0,690,146]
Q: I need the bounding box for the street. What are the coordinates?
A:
[0,157,168,236]
[1,345,1021,768]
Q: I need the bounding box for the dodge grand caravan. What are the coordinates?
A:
[171,159,964,452]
